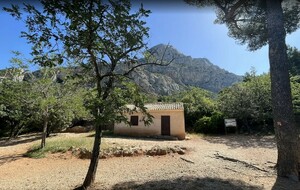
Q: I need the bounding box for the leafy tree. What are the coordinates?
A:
[186,0,300,180]
[218,84,253,130]
[291,76,300,116]
[0,52,90,146]
[194,111,224,134]
[218,72,272,133]
[5,0,171,188]
[161,87,216,130]
[287,46,300,76]
[0,54,35,139]
[31,68,61,148]
[29,67,90,148]
[0,78,34,139]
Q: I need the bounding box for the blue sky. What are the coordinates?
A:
[1,1,300,75]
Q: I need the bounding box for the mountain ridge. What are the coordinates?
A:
[131,44,242,95]
[0,44,242,95]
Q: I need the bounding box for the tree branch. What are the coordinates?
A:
[226,0,247,21]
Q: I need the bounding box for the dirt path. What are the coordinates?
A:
[0,133,299,190]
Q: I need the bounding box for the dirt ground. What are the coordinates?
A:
[0,133,300,190]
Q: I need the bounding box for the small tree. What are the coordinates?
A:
[29,67,89,148]
[0,78,33,139]
[218,72,272,133]
[0,53,35,139]
[5,0,173,188]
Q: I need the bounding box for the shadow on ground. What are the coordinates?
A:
[271,177,300,190]
[203,134,276,149]
[88,133,179,142]
[0,133,56,147]
[0,154,24,166]
[88,176,263,190]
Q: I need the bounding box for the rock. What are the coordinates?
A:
[75,144,185,160]
[170,147,177,153]
[103,149,113,158]
[145,146,171,156]
[100,153,107,159]
[170,146,186,155]
[78,148,92,159]
[177,148,185,155]
[133,44,242,95]
[113,150,123,157]
[132,147,144,156]
[156,148,168,156]
[122,148,134,157]
[146,149,157,156]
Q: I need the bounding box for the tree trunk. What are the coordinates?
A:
[266,0,299,181]
[81,123,102,189]
[8,123,16,141]
[14,125,24,138]
[46,125,51,137]
[41,108,49,149]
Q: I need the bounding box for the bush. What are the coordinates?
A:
[210,111,225,134]
[195,116,211,134]
[194,112,224,134]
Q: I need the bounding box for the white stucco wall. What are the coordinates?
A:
[114,109,185,140]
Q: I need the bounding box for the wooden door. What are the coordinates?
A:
[161,116,170,136]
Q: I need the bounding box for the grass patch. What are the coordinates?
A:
[25,134,96,158]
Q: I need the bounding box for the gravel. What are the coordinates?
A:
[0,133,299,190]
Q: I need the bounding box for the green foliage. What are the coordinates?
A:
[195,116,211,134]
[161,87,216,131]
[291,76,300,115]
[185,1,300,51]
[25,134,95,158]
[4,0,160,130]
[186,0,300,178]
[0,80,33,137]
[24,133,115,159]
[0,58,35,137]
[218,69,300,132]
[287,46,300,76]
[210,111,225,133]
[218,71,272,131]
[0,54,91,138]
[30,67,91,134]
[25,147,47,159]
[194,112,224,134]
[5,1,173,185]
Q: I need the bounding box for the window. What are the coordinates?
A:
[130,116,139,126]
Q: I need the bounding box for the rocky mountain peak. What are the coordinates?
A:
[134,44,242,95]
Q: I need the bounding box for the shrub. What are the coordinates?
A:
[194,116,211,134]
[210,111,225,134]
[194,112,224,134]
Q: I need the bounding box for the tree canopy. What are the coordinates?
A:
[4,0,173,188]
[186,0,300,51]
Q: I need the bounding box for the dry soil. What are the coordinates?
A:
[0,133,299,190]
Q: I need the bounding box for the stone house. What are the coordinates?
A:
[114,102,185,140]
